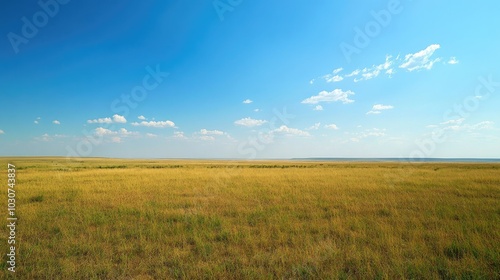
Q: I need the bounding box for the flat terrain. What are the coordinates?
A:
[1,158,499,279]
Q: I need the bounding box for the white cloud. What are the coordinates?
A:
[272,125,310,137]
[469,121,494,130]
[111,137,122,143]
[146,133,157,138]
[0,130,4,134]
[307,123,321,130]
[34,117,41,124]
[138,115,147,120]
[234,117,268,127]
[345,69,360,77]
[441,120,494,132]
[317,45,452,84]
[200,129,225,135]
[172,131,187,139]
[374,104,394,110]
[326,75,343,83]
[35,133,68,142]
[440,118,465,125]
[87,114,127,124]
[367,104,394,115]
[118,128,137,136]
[131,120,175,128]
[320,67,345,83]
[448,57,459,65]
[243,99,253,104]
[112,114,127,123]
[301,89,355,104]
[34,120,39,124]
[200,136,215,141]
[349,128,386,142]
[94,127,137,137]
[254,109,260,112]
[313,105,323,111]
[87,117,112,124]
[53,120,61,125]
[324,124,339,130]
[332,67,343,74]
[399,44,441,71]
[95,127,117,136]
[353,55,393,82]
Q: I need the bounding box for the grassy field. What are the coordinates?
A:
[0,157,499,279]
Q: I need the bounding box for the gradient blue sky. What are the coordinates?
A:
[1,1,499,158]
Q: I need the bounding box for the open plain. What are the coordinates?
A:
[1,157,499,279]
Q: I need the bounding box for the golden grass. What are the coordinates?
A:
[1,157,499,279]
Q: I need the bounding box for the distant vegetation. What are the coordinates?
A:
[1,157,498,279]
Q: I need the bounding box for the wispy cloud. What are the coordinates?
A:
[441,120,494,132]
[0,129,4,134]
[326,75,343,83]
[131,120,175,128]
[354,55,393,82]
[399,44,441,71]
[349,128,386,142]
[345,69,360,77]
[448,57,459,65]
[302,89,355,104]
[93,127,138,143]
[94,127,132,136]
[307,123,321,130]
[195,129,232,141]
[272,125,310,137]
[200,136,215,141]
[53,120,61,125]
[367,104,394,115]
[311,67,344,84]
[332,67,343,74]
[243,99,253,104]
[172,131,187,139]
[313,44,452,83]
[234,117,268,127]
[324,124,339,130]
[35,133,68,142]
[34,117,41,124]
[200,129,225,135]
[313,105,323,111]
[440,118,465,125]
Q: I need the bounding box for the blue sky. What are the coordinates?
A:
[1,1,499,158]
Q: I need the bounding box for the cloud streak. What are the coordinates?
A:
[302,89,355,104]
[234,117,268,127]
[131,120,175,128]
